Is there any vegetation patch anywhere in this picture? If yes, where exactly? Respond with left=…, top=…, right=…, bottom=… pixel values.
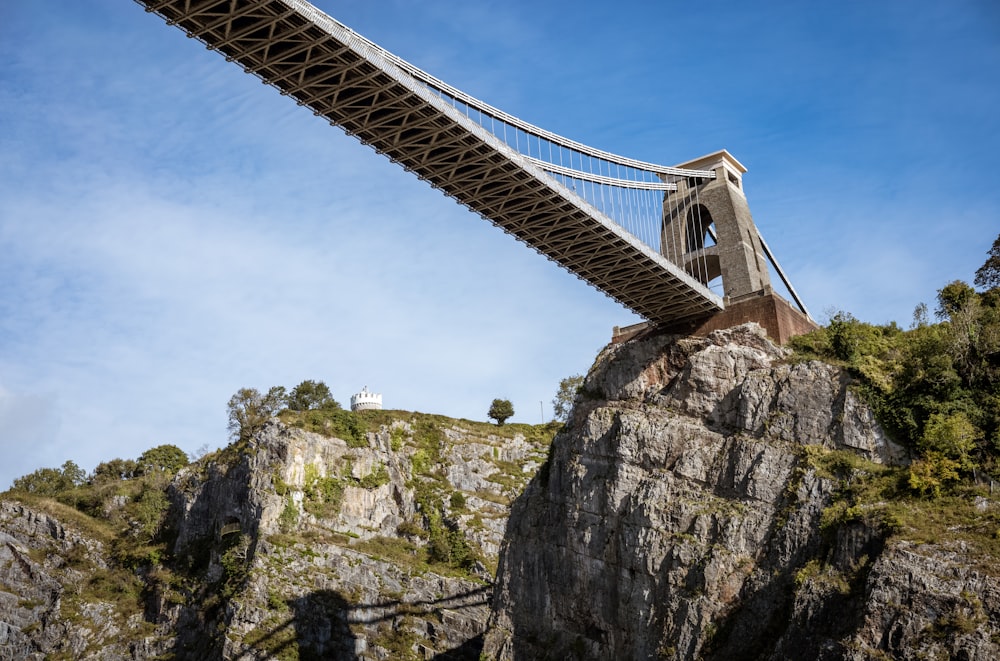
left=279, top=496, right=300, bottom=532
left=352, top=536, right=426, bottom=573
left=793, top=556, right=868, bottom=597
left=472, top=489, right=511, bottom=506
left=789, top=276, right=1000, bottom=494
left=218, top=533, right=252, bottom=599
left=885, top=490, right=1000, bottom=571
left=242, top=614, right=299, bottom=661
left=801, top=439, right=1000, bottom=571
left=356, top=410, right=560, bottom=445
left=370, top=617, right=423, bottom=660
left=390, top=426, right=406, bottom=451
left=279, top=408, right=368, bottom=447
left=357, top=463, right=390, bottom=490
left=300, top=463, right=345, bottom=520
left=3, top=493, right=116, bottom=545
left=798, top=446, right=906, bottom=533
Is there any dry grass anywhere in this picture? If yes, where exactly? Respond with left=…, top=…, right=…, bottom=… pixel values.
left=2, top=494, right=116, bottom=545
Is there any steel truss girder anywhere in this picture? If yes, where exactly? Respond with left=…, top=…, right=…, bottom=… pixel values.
left=254, top=46, right=348, bottom=86
left=134, top=0, right=723, bottom=324
left=232, top=22, right=319, bottom=65
left=185, top=2, right=279, bottom=41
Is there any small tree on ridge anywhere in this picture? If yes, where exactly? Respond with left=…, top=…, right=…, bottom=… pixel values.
left=228, top=386, right=287, bottom=442
left=488, top=398, right=514, bottom=426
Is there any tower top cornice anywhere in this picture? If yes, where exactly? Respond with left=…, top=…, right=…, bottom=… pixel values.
left=673, top=149, right=747, bottom=175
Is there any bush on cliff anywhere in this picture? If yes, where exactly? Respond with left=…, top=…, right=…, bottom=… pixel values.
left=790, top=233, right=1000, bottom=492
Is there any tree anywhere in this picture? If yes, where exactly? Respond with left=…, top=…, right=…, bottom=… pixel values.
left=908, top=452, right=961, bottom=499
left=974, top=232, right=1000, bottom=290
left=228, top=386, right=287, bottom=442
left=919, top=411, right=981, bottom=474
left=91, top=458, right=138, bottom=483
left=287, top=379, right=340, bottom=411
left=552, top=374, right=584, bottom=422
left=132, top=483, right=170, bottom=540
left=935, top=280, right=977, bottom=320
left=10, top=460, right=85, bottom=496
left=827, top=311, right=865, bottom=361
left=60, top=460, right=86, bottom=487
left=488, top=398, right=514, bottom=426
left=136, top=444, right=190, bottom=475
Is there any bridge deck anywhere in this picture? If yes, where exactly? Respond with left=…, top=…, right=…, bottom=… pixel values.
left=137, top=0, right=724, bottom=324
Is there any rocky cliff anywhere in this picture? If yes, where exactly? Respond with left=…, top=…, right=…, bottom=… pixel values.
left=482, top=324, right=1000, bottom=660
left=1, top=413, right=553, bottom=660
left=172, top=415, right=551, bottom=660
left=3, top=324, right=999, bottom=660
left=0, top=500, right=154, bottom=661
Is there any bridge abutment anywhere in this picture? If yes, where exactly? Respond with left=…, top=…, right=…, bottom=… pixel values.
left=612, top=290, right=818, bottom=345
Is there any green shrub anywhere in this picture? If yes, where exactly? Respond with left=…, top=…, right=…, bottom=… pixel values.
left=920, top=411, right=980, bottom=472
left=266, top=588, right=287, bottom=611
left=396, top=519, right=427, bottom=539
left=272, top=470, right=290, bottom=496
left=131, top=484, right=169, bottom=541
left=390, top=427, right=407, bottom=451
left=410, top=480, right=480, bottom=572
left=219, top=534, right=251, bottom=599
left=278, top=496, right=299, bottom=532
left=279, top=408, right=368, bottom=446
left=789, top=276, right=1000, bottom=493
left=908, top=453, right=962, bottom=498
left=411, top=449, right=432, bottom=476
left=358, top=463, right=390, bottom=489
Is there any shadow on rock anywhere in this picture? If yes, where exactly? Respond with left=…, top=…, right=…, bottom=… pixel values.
left=289, top=590, right=359, bottom=660
left=237, top=586, right=490, bottom=660
left=432, top=633, right=484, bottom=660
left=225, top=590, right=358, bottom=660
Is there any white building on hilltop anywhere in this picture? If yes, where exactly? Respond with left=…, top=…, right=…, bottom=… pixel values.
left=350, top=386, right=382, bottom=412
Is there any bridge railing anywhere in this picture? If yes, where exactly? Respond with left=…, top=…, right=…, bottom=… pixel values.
left=422, top=86, right=679, bottom=253
left=280, top=0, right=715, bottom=259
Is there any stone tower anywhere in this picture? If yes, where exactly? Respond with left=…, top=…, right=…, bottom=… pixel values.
left=661, top=149, right=772, bottom=302
left=350, top=386, right=382, bottom=412
left=651, top=149, right=817, bottom=344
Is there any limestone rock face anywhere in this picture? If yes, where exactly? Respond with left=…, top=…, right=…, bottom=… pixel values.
left=162, top=418, right=550, bottom=659
left=483, top=324, right=999, bottom=660
left=0, top=501, right=173, bottom=660
left=0, top=413, right=551, bottom=660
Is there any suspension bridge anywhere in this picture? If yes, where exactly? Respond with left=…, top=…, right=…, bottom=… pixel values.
left=134, top=0, right=813, bottom=336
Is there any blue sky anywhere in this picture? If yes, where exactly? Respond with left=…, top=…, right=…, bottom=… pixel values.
left=1, top=0, right=998, bottom=488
